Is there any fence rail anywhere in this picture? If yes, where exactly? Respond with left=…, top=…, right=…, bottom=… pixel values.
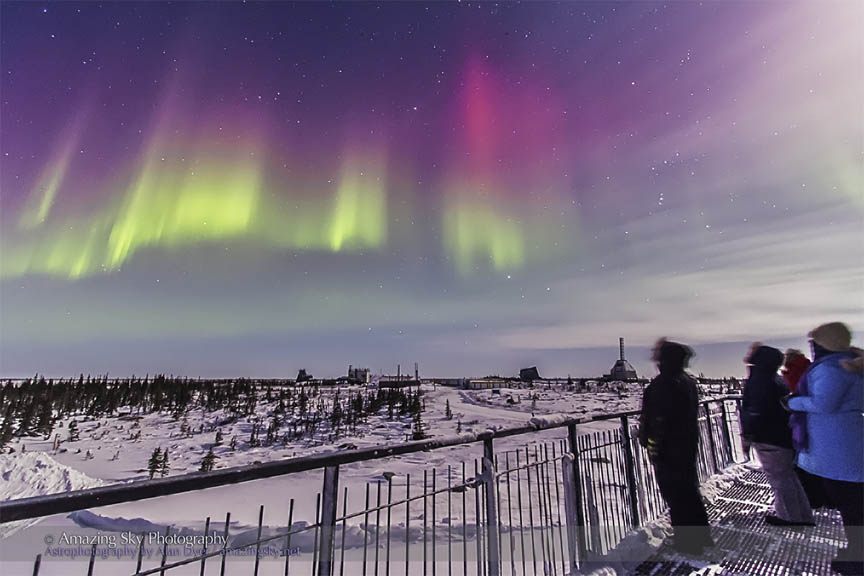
left=0, top=396, right=745, bottom=576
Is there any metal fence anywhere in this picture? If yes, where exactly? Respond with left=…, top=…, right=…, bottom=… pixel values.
left=0, top=397, right=745, bottom=576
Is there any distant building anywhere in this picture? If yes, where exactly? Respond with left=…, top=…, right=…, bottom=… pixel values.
left=378, top=375, right=416, bottom=388
left=697, top=376, right=740, bottom=395
left=347, top=365, right=371, bottom=385
left=296, top=369, right=312, bottom=383
left=519, top=367, right=541, bottom=381
left=465, top=378, right=510, bottom=390
left=378, top=364, right=418, bottom=388
left=609, top=338, right=638, bottom=381
left=433, top=378, right=468, bottom=388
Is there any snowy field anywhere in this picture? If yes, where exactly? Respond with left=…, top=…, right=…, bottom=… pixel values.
left=0, top=381, right=652, bottom=575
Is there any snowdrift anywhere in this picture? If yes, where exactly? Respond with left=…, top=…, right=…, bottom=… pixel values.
left=0, top=452, right=105, bottom=501
left=0, top=452, right=105, bottom=537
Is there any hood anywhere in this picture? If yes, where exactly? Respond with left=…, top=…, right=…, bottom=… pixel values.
left=811, top=341, right=836, bottom=362
left=748, top=345, right=784, bottom=373
left=843, top=349, right=864, bottom=373
left=784, top=354, right=810, bottom=371
left=657, top=341, right=692, bottom=374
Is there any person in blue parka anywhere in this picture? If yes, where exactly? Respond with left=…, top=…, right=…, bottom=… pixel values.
left=787, top=322, right=863, bottom=576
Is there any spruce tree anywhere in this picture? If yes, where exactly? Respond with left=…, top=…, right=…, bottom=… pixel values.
left=147, top=447, right=162, bottom=479
left=266, top=422, right=276, bottom=446
left=67, top=420, right=80, bottom=442
left=199, top=447, right=217, bottom=472
left=0, top=420, right=13, bottom=451
left=445, top=399, right=453, bottom=420
left=330, top=400, right=343, bottom=432
left=17, top=402, right=36, bottom=436
left=160, top=448, right=170, bottom=477
left=411, top=412, right=426, bottom=441
left=37, top=401, right=54, bottom=437
left=298, top=388, right=309, bottom=415
left=249, top=422, right=260, bottom=447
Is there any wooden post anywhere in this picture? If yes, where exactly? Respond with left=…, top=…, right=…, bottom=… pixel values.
left=483, top=437, right=500, bottom=576
left=619, top=415, right=641, bottom=528
left=566, top=423, right=589, bottom=565
left=317, top=466, right=340, bottom=576
left=703, top=404, right=719, bottom=473
left=720, top=400, right=734, bottom=465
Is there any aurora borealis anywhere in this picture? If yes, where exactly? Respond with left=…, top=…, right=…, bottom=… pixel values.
left=1, top=1, right=862, bottom=377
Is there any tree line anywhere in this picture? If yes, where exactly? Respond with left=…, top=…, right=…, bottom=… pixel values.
left=0, top=375, right=428, bottom=458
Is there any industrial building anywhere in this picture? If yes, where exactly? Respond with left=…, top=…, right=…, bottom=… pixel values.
left=346, top=365, right=371, bottom=385
left=608, top=338, right=638, bottom=381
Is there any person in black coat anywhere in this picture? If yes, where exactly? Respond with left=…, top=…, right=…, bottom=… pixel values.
left=639, top=339, right=714, bottom=555
left=741, top=343, right=814, bottom=526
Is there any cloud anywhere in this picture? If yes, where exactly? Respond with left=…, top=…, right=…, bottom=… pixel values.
left=495, top=203, right=864, bottom=349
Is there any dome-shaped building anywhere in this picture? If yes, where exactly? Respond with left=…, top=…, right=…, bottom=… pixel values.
left=609, top=338, right=638, bottom=381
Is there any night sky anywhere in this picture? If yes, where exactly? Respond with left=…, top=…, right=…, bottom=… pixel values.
left=1, top=2, right=862, bottom=378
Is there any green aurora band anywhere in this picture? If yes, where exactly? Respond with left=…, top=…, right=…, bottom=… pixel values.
left=2, top=125, right=573, bottom=280
left=17, top=121, right=81, bottom=230
left=2, top=144, right=399, bottom=279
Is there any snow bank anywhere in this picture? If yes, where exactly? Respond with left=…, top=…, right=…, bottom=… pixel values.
left=0, top=452, right=105, bottom=502
left=0, top=452, right=105, bottom=537
left=528, top=413, right=587, bottom=429
left=68, top=510, right=165, bottom=534
left=698, top=462, right=752, bottom=505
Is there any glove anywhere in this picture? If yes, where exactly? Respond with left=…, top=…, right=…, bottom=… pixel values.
left=646, top=438, right=660, bottom=459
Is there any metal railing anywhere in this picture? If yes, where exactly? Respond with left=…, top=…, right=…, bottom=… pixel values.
left=0, top=396, right=745, bottom=576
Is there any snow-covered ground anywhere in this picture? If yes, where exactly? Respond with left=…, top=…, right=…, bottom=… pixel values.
left=0, top=452, right=106, bottom=502
left=3, top=383, right=638, bottom=484
left=0, top=382, right=648, bottom=575
left=0, top=452, right=105, bottom=539
left=460, top=383, right=642, bottom=421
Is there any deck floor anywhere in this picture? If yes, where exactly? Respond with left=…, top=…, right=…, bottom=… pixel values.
left=629, top=468, right=847, bottom=576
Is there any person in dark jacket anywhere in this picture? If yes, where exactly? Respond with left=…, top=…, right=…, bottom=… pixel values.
left=639, top=339, right=714, bottom=555
left=787, top=322, right=863, bottom=576
left=741, top=344, right=813, bottom=526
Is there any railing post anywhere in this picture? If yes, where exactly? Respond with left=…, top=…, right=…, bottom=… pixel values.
left=317, top=465, right=340, bottom=576
left=720, top=400, right=733, bottom=465
left=618, top=415, right=641, bottom=528
left=561, top=453, right=580, bottom=575
left=703, top=404, right=719, bottom=474
left=734, top=397, right=750, bottom=462
left=87, top=543, right=97, bottom=576
left=566, top=422, right=589, bottom=565
left=482, top=436, right=500, bottom=576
